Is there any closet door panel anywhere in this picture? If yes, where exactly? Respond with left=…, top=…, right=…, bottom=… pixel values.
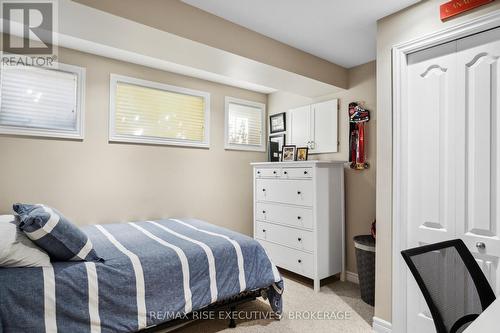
left=405, top=41, right=458, bottom=333
left=457, top=28, right=500, bottom=295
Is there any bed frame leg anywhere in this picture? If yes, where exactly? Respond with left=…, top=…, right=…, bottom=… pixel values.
left=228, top=305, right=236, bottom=328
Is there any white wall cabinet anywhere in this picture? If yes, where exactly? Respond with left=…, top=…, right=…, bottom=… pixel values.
left=288, top=99, right=338, bottom=153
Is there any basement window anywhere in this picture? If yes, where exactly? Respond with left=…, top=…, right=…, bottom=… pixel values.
left=109, top=74, right=210, bottom=148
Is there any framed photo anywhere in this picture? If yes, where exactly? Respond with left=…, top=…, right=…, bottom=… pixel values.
left=270, top=112, right=286, bottom=133
left=296, top=147, right=309, bottom=161
left=281, top=145, right=296, bottom=162
left=270, top=133, right=285, bottom=150
left=269, top=134, right=285, bottom=162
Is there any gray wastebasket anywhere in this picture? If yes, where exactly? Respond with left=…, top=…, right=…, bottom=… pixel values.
left=354, top=235, right=375, bottom=306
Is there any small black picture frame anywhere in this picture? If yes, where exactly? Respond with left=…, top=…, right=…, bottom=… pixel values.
left=281, top=145, right=296, bottom=162
left=269, top=133, right=285, bottom=162
left=296, top=147, right=309, bottom=161
left=270, top=112, right=286, bottom=133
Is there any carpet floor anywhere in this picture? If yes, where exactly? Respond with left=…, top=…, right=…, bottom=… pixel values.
left=158, top=271, right=374, bottom=333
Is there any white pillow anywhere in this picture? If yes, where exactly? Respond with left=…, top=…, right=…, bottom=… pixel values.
left=0, top=214, right=51, bottom=267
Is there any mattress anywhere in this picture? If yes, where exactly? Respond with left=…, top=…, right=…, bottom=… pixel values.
left=0, top=218, right=283, bottom=333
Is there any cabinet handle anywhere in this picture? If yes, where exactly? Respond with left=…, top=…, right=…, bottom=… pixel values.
left=298, top=259, right=302, bottom=263
left=297, top=216, right=301, bottom=220
left=298, top=237, right=302, bottom=242
left=297, top=191, right=301, bottom=195
left=476, top=242, right=486, bottom=249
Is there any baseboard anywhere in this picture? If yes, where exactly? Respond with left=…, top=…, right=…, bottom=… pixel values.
left=346, top=271, right=359, bottom=284
left=372, top=317, right=392, bottom=333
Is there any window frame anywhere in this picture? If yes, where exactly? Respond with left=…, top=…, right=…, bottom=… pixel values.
left=0, top=63, right=86, bottom=139
left=224, top=96, right=266, bottom=152
left=109, top=74, right=211, bottom=148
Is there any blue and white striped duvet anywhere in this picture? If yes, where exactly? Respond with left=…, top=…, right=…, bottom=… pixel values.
left=0, top=218, right=283, bottom=333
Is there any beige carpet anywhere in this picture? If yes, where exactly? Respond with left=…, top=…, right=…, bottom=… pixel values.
left=157, top=271, right=373, bottom=333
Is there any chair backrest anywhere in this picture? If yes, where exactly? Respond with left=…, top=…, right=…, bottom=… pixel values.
left=401, top=239, right=496, bottom=333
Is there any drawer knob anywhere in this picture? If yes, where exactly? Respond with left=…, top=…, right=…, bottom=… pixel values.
left=273, top=171, right=277, bottom=174
left=262, top=189, right=266, bottom=192
left=297, top=191, right=301, bottom=195
left=298, top=237, right=302, bottom=242
left=304, top=171, right=308, bottom=175
left=262, top=229, right=266, bottom=233
left=262, top=210, right=266, bottom=214
left=284, top=171, right=288, bottom=175
left=257, top=171, right=261, bottom=174
left=297, top=216, right=301, bottom=220
left=298, top=259, right=302, bottom=263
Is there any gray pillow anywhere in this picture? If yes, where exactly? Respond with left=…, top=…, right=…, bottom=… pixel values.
left=13, top=204, right=102, bottom=262
left=0, top=215, right=51, bottom=267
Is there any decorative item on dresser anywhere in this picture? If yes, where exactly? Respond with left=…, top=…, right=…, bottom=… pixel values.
left=251, top=160, right=345, bottom=292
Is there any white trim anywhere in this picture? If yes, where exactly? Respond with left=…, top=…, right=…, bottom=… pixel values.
left=372, top=317, right=392, bottom=333
left=224, top=96, right=266, bottom=152
left=108, top=74, right=211, bottom=148
left=346, top=271, right=359, bottom=284
left=0, top=62, right=86, bottom=140
left=391, top=10, right=500, bottom=333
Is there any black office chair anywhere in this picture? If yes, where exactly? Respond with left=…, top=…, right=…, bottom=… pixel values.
left=401, top=239, right=496, bottom=333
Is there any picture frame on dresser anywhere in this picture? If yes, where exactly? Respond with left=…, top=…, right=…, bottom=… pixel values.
left=281, top=145, right=296, bottom=162
left=269, top=133, right=285, bottom=162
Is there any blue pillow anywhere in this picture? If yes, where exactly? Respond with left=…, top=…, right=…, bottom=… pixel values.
left=13, top=204, right=102, bottom=262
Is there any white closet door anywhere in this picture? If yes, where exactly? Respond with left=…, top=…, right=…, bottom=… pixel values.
left=288, top=105, right=311, bottom=147
left=456, top=27, right=500, bottom=296
left=312, top=99, right=338, bottom=153
left=406, top=41, right=458, bottom=333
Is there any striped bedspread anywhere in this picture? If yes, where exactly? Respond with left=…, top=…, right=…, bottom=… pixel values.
left=0, top=218, right=283, bottom=333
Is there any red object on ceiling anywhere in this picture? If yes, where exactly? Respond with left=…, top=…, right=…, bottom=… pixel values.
left=440, top=0, right=494, bottom=21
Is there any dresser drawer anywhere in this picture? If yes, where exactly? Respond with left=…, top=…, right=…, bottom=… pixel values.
left=257, top=239, right=314, bottom=278
left=256, top=202, right=313, bottom=229
left=282, top=167, right=312, bottom=179
left=256, top=221, right=314, bottom=252
left=255, top=168, right=281, bottom=178
left=256, top=179, right=313, bottom=206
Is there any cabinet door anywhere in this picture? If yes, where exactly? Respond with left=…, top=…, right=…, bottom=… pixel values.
left=288, top=105, right=311, bottom=147
left=312, top=99, right=338, bottom=153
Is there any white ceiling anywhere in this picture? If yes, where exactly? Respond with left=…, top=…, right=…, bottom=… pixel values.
left=182, top=0, right=419, bottom=68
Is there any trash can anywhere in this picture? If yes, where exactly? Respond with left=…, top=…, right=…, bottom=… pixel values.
left=354, top=235, right=376, bottom=306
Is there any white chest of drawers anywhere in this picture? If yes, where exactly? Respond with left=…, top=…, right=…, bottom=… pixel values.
left=251, top=161, right=345, bottom=292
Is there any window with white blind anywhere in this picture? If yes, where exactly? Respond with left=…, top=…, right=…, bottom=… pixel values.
left=225, top=97, right=265, bottom=151
left=0, top=64, right=85, bottom=139
left=109, top=74, right=210, bottom=147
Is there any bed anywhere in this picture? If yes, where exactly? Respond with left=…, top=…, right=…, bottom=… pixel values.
left=0, top=218, right=283, bottom=333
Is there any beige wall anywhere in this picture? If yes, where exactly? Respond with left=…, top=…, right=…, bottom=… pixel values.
left=0, top=47, right=267, bottom=235
left=268, top=61, right=377, bottom=275
left=73, top=0, right=348, bottom=89
left=376, top=0, right=500, bottom=322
